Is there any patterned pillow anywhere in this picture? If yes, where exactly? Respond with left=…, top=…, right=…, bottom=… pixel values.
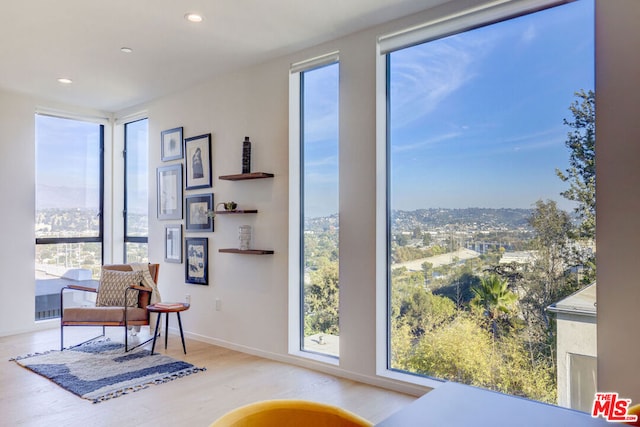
left=96, top=269, right=143, bottom=307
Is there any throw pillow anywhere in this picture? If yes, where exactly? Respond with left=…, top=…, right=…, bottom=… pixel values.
left=96, top=269, right=143, bottom=307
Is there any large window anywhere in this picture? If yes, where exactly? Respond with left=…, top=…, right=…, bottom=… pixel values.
left=290, top=55, right=340, bottom=358
left=35, top=114, right=104, bottom=320
left=381, top=0, right=594, bottom=407
left=124, top=118, right=149, bottom=263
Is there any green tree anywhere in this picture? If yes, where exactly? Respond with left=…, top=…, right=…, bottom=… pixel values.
left=304, top=262, right=339, bottom=335
left=471, top=274, right=517, bottom=338
left=396, top=233, right=409, bottom=246
left=556, top=89, right=595, bottom=240
left=555, top=90, right=596, bottom=287
left=421, top=261, right=433, bottom=286
left=527, top=200, right=574, bottom=307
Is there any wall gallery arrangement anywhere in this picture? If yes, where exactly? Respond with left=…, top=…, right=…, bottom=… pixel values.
left=158, top=127, right=213, bottom=286
left=157, top=129, right=274, bottom=285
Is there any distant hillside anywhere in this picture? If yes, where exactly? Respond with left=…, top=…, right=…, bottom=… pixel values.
left=392, top=208, right=533, bottom=231
left=304, top=208, right=533, bottom=233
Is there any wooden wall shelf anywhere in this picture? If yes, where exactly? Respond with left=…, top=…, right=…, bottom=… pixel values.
left=215, top=209, right=258, bottom=214
left=219, top=172, right=274, bottom=181
left=218, top=248, right=274, bottom=255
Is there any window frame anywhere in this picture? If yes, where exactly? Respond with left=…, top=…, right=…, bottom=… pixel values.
left=123, top=117, right=149, bottom=262
left=288, top=51, right=340, bottom=365
left=375, top=0, right=577, bottom=389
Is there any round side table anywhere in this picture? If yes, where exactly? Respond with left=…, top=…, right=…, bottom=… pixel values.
left=146, top=302, right=190, bottom=355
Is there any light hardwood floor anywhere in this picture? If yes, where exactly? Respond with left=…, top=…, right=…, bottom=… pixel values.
left=1, top=327, right=416, bottom=427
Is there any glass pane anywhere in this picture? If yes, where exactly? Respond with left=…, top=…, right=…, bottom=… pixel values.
left=125, top=118, right=149, bottom=238
left=126, top=242, right=149, bottom=264
left=301, top=62, right=340, bottom=357
left=35, top=114, right=103, bottom=320
left=35, top=115, right=102, bottom=238
left=35, top=243, right=101, bottom=320
left=388, top=0, right=594, bottom=406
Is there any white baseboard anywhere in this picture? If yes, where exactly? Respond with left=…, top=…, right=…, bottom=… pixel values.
left=178, top=328, right=429, bottom=397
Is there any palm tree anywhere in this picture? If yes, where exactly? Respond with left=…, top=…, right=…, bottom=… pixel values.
left=471, top=274, right=517, bottom=338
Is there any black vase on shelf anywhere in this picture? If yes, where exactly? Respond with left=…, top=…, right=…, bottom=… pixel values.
left=242, top=136, right=251, bottom=174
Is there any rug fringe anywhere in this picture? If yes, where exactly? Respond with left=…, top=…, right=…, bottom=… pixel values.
left=91, top=366, right=207, bottom=404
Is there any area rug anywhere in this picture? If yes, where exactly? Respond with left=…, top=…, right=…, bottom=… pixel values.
left=10, top=339, right=206, bottom=403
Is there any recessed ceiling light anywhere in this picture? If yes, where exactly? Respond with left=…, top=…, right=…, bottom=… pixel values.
left=57, top=78, right=73, bottom=84
left=185, top=12, right=204, bottom=23
left=121, top=47, right=133, bottom=53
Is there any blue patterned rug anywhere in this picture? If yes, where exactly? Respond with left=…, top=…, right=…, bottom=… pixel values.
left=10, top=339, right=206, bottom=403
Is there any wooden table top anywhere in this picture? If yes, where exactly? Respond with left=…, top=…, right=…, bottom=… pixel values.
left=146, top=302, right=190, bottom=313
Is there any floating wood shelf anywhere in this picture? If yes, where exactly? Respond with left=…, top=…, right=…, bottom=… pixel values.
left=218, top=172, right=274, bottom=181
left=214, top=209, right=258, bottom=214
left=218, top=248, right=274, bottom=255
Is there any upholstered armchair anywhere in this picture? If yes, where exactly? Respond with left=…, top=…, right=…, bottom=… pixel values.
left=60, top=263, right=159, bottom=352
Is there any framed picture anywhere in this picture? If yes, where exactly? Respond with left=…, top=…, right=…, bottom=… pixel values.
left=157, top=164, right=183, bottom=220
left=165, top=224, right=182, bottom=263
left=185, top=237, right=208, bottom=285
left=185, top=193, right=214, bottom=232
left=185, top=133, right=212, bottom=190
left=161, top=127, right=183, bottom=161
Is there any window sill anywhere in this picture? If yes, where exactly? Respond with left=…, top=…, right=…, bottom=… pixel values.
left=377, top=367, right=444, bottom=390
left=289, top=349, right=340, bottom=366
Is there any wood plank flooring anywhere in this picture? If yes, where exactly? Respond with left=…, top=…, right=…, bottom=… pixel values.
left=1, top=327, right=416, bottom=427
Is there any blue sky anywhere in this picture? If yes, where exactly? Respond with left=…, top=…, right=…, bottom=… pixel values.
left=389, top=0, right=594, bottom=211
left=302, top=0, right=594, bottom=217
left=36, top=115, right=149, bottom=214
left=36, top=115, right=102, bottom=210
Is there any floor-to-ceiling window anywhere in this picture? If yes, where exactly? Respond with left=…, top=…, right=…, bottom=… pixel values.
left=380, top=0, right=595, bottom=408
left=124, top=118, right=149, bottom=263
left=290, top=53, right=340, bottom=358
left=35, top=114, right=104, bottom=320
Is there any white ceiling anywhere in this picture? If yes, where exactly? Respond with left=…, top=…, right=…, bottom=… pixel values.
left=0, top=0, right=448, bottom=112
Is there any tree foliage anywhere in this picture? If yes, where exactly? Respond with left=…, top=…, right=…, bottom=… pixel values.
left=556, top=89, right=596, bottom=240
left=303, top=89, right=597, bottom=407
left=471, top=274, right=517, bottom=339
left=304, top=257, right=339, bottom=336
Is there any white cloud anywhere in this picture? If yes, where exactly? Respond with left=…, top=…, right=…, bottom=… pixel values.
left=389, top=35, right=492, bottom=129
left=521, top=24, right=537, bottom=44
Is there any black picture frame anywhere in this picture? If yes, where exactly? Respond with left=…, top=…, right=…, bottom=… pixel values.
left=161, top=127, right=183, bottom=161
left=184, top=133, right=212, bottom=189
left=185, top=193, right=214, bottom=232
left=156, top=164, right=183, bottom=220
left=185, top=237, right=208, bottom=285
left=165, top=224, right=182, bottom=263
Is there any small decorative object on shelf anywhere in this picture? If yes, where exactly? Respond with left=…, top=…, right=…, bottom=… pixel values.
left=215, top=209, right=258, bottom=215
left=216, top=201, right=237, bottom=211
left=238, top=225, right=252, bottom=250
left=242, top=136, right=251, bottom=174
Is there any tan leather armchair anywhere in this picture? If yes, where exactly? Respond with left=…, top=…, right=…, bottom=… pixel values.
left=60, top=264, right=159, bottom=352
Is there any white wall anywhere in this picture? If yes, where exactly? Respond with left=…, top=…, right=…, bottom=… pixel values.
left=0, top=91, right=38, bottom=336
left=1, top=0, right=639, bottom=401
left=555, top=313, right=597, bottom=408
